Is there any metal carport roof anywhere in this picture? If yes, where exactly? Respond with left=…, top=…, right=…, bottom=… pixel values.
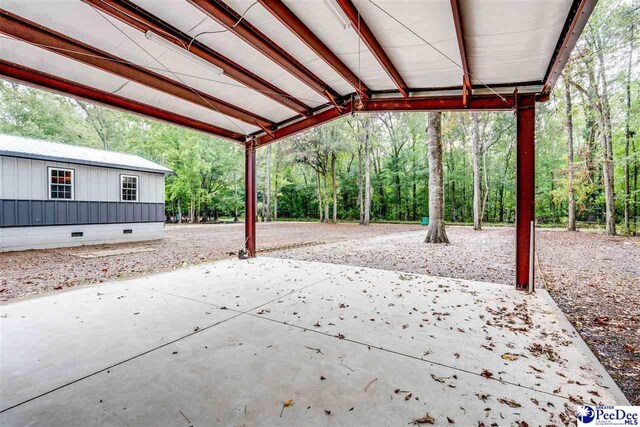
left=0, top=0, right=595, bottom=146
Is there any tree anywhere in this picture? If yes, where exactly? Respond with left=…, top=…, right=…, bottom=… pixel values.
left=425, top=112, right=449, bottom=244
left=471, top=112, right=482, bottom=230
left=264, top=145, right=272, bottom=222
left=564, top=74, right=577, bottom=231
left=625, top=12, right=635, bottom=234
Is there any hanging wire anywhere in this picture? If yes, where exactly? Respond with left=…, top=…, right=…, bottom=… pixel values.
left=367, top=0, right=507, bottom=101
left=89, top=5, right=249, bottom=135
left=187, top=2, right=259, bottom=50
left=97, top=11, right=251, bottom=135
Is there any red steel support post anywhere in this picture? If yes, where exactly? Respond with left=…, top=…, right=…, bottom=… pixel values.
left=245, top=140, right=257, bottom=257
left=515, top=98, right=535, bottom=290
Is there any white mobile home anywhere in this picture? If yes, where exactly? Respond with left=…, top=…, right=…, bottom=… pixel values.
left=0, top=134, right=172, bottom=252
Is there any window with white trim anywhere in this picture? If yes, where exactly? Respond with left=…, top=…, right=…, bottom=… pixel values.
left=121, top=175, right=138, bottom=201
left=49, top=168, right=74, bottom=200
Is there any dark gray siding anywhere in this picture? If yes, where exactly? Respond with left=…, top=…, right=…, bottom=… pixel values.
left=0, top=200, right=165, bottom=227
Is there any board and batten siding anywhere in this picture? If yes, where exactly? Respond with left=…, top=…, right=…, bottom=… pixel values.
left=0, top=156, right=165, bottom=202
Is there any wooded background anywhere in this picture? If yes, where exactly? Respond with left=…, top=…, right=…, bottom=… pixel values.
left=1, top=0, right=638, bottom=235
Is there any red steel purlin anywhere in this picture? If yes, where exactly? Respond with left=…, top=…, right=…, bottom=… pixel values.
left=0, top=9, right=275, bottom=129
left=257, top=0, right=369, bottom=99
left=82, top=0, right=311, bottom=116
left=0, top=60, right=245, bottom=141
left=336, top=0, right=408, bottom=97
left=449, top=0, right=472, bottom=95
left=188, top=0, right=342, bottom=102
left=515, top=96, right=536, bottom=290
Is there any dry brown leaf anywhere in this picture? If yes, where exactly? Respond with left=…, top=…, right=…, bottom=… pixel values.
left=411, top=413, right=435, bottom=424
left=480, top=369, right=494, bottom=379
left=497, top=397, right=521, bottom=408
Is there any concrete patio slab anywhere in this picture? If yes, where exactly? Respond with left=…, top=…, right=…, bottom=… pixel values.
left=0, top=281, right=235, bottom=410
left=136, top=257, right=346, bottom=311
left=0, top=257, right=628, bottom=426
left=252, top=266, right=623, bottom=407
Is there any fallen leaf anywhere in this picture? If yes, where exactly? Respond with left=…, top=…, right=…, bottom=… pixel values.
left=501, top=353, right=519, bottom=361
left=480, top=369, right=494, bottom=379
left=410, top=413, right=435, bottom=424
left=497, top=397, right=521, bottom=408
left=475, top=393, right=491, bottom=402
left=283, top=400, right=293, bottom=407
left=405, top=393, right=412, bottom=400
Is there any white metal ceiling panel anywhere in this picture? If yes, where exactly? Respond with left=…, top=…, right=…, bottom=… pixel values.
left=0, top=37, right=260, bottom=134
left=1, top=0, right=295, bottom=123
left=461, top=0, right=573, bottom=85
left=134, top=0, right=330, bottom=107
left=278, top=0, right=395, bottom=91
left=352, top=0, right=463, bottom=89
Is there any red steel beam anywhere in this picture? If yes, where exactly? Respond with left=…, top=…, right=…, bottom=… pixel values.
left=189, top=0, right=342, bottom=103
left=362, top=95, right=519, bottom=111
left=515, top=96, right=536, bottom=291
left=244, top=140, right=257, bottom=256
left=257, top=0, right=369, bottom=99
left=0, top=9, right=273, bottom=130
left=257, top=94, right=534, bottom=146
left=0, top=59, right=245, bottom=141
left=257, top=102, right=352, bottom=146
left=336, top=0, right=408, bottom=97
left=82, top=0, right=311, bottom=116
left=542, top=0, right=597, bottom=93
left=449, top=0, right=471, bottom=93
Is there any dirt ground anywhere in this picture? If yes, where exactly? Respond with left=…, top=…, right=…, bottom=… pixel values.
left=536, top=230, right=640, bottom=405
left=1, top=222, right=638, bottom=403
left=0, top=222, right=422, bottom=301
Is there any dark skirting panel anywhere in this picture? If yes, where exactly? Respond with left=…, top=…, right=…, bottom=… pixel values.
left=0, top=200, right=165, bottom=227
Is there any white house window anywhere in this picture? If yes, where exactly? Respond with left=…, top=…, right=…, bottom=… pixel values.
left=121, top=175, right=138, bottom=201
left=49, top=168, right=74, bottom=200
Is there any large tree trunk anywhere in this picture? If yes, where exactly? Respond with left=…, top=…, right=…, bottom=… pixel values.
left=357, top=141, right=364, bottom=224
left=273, top=176, right=278, bottom=222
left=471, top=112, right=482, bottom=230
left=412, top=137, right=417, bottom=220
left=323, top=171, right=329, bottom=222
left=625, top=19, right=634, bottom=233
left=364, top=124, right=371, bottom=225
left=425, top=112, right=449, bottom=243
left=594, top=35, right=616, bottom=235
left=564, top=76, right=577, bottom=231
left=316, top=170, right=323, bottom=222
left=233, top=179, right=239, bottom=222
left=331, top=151, right=337, bottom=223
left=265, top=145, right=272, bottom=222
